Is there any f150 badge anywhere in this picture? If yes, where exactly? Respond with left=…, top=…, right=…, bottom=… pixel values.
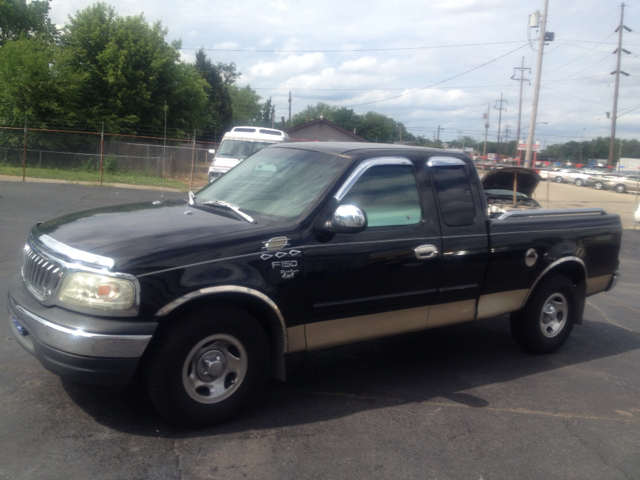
left=261, top=250, right=301, bottom=280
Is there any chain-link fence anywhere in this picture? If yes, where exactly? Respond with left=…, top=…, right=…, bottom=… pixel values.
left=0, top=126, right=217, bottom=186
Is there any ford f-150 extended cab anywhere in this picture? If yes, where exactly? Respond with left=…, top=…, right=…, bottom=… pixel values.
left=7, top=143, right=622, bottom=427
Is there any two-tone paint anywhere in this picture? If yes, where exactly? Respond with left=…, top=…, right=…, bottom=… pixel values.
left=7, top=143, right=622, bottom=386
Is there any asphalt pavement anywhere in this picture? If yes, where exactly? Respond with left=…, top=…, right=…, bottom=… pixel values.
left=1, top=180, right=639, bottom=480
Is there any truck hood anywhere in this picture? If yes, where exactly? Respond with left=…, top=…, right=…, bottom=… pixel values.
left=481, top=167, right=542, bottom=197
left=33, top=199, right=265, bottom=267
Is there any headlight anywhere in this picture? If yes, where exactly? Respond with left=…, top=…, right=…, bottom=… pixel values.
left=59, top=272, right=135, bottom=311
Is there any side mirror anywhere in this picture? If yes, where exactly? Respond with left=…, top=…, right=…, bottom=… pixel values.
left=208, top=149, right=216, bottom=156
left=333, top=205, right=367, bottom=232
left=316, top=204, right=368, bottom=237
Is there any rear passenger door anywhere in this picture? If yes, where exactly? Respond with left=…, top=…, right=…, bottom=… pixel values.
left=425, top=156, right=489, bottom=327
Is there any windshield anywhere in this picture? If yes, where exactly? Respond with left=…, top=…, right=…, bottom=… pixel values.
left=216, top=140, right=275, bottom=160
left=197, top=147, right=348, bottom=222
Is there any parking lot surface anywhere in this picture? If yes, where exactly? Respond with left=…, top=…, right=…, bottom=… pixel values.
left=1, top=180, right=639, bottom=479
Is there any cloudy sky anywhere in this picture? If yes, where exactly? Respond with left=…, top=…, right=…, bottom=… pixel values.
left=49, top=0, right=640, bottom=147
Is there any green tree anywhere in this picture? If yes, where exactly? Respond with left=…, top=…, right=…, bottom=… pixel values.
left=0, top=0, right=56, bottom=46
left=291, top=102, right=337, bottom=126
left=261, top=97, right=275, bottom=127
left=61, top=3, right=207, bottom=134
left=194, top=48, right=233, bottom=138
left=228, top=84, right=262, bottom=126
left=217, top=61, right=241, bottom=86
left=0, top=36, right=86, bottom=126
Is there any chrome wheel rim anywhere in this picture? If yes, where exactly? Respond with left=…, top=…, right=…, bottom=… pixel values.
left=182, top=334, right=248, bottom=404
left=539, top=292, right=568, bottom=338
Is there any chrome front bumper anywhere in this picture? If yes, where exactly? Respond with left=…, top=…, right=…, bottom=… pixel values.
left=7, top=274, right=156, bottom=385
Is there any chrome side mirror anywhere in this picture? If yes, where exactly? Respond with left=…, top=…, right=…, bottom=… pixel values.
left=332, top=205, right=367, bottom=233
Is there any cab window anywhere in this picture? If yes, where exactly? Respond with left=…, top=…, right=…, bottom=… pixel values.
left=341, top=164, right=421, bottom=227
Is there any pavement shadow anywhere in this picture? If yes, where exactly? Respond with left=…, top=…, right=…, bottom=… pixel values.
left=62, top=312, right=640, bottom=438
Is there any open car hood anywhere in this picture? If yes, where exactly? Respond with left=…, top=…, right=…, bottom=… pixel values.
left=481, top=167, right=542, bottom=197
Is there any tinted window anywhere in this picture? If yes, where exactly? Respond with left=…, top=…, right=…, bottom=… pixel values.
left=431, top=166, right=476, bottom=226
left=341, top=164, right=421, bottom=227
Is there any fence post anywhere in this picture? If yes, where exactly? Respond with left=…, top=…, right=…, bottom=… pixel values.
left=190, top=129, right=196, bottom=191
left=100, top=122, right=104, bottom=185
left=22, top=115, right=27, bottom=182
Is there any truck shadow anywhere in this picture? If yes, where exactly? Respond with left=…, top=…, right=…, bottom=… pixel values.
left=61, top=312, right=640, bottom=438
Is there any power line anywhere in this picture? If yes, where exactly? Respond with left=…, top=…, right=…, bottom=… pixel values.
left=540, top=85, right=611, bottom=107
left=342, top=43, right=529, bottom=108
left=180, top=40, right=527, bottom=54
left=251, top=84, right=514, bottom=92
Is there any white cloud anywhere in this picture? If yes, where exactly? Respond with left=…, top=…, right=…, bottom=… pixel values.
left=44, top=0, right=639, bottom=143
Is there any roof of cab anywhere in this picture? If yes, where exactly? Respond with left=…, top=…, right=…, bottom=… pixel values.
left=272, top=141, right=464, bottom=157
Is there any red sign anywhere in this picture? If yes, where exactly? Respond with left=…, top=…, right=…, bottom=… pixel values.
left=518, top=142, right=541, bottom=151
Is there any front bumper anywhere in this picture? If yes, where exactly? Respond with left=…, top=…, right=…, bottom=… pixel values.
left=7, top=274, right=157, bottom=386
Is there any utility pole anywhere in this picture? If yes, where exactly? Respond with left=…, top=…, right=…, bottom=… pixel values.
left=483, top=104, right=490, bottom=157
left=525, top=0, right=552, bottom=168
left=436, top=125, right=444, bottom=146
left=504, top=125, right=511, bottom=152
left=609, top=2, right=630, bottom=166
left=288, top=91, right=292, bottom=129
left=512, top=57, right=530, bottom=157
left=494, top=94, right=507, bottom=156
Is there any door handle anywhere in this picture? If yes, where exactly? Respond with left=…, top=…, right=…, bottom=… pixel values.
left=415, top=244, right=439, bottom=260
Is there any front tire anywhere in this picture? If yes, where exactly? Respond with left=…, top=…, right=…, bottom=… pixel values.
left=145, top=306, right=269, bottom=428
left=510, top=274, right=578, bottom=354
left=594, top=181, right=604, bottom=190
left=554, top=176, right=563, bottom=183
left=575, top=178, right=584, bottom=187
left=615, top=184, right=626, bottom=193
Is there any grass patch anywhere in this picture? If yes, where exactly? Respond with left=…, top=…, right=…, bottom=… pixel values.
left=0, top=166, right=188, bottom=191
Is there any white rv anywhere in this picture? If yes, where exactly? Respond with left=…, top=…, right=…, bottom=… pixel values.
left=208, top=126, right=289, bottom=181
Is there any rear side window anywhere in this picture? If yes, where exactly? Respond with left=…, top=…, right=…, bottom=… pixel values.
left=431, top=166, right=476, bottom=226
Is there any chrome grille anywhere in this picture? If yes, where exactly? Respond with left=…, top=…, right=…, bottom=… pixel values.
left=22, top=244, right=64, bottom=301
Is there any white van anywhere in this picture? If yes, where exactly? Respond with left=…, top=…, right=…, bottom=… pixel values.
left=208, top=126, right=289, bottom=181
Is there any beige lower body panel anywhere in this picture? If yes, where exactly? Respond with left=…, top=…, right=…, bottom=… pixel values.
left=304, top=306, right=430, bottom=350
left=287, top=325, right=307, bottom=353
left=427, top=299, right=476, bottom=328
left=476, top=289, right=528, bottom=319
left=586, top=274, right=613, bottom=295
left=296, top=290, right=533, bottom=352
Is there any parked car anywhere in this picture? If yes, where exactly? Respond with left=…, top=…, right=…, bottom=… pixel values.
left=481, top=167, right=542, bottom=215
left=591, top=173, right=624, bottom=190
left=540, top=168, right=574, bottom=183
left=605, top=174, right=640, bottom=193
left=564, top=169, right=594, bottom=187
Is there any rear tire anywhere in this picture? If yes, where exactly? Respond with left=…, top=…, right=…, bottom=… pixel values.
left=575, top=178, right=584, bottom=187
left=615, top=184, right=626, bottom=193
left=594, top=181, right=604, bottom=190
left=510, top=274, right=577, bottom=354
left=145, top=306, right=269, bottom=428
left=554, top=176, right=563, bottom=183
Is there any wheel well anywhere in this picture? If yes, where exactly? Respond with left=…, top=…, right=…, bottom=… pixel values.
left=530, top=260, right=587, bottom=325
left=144, top=293, right=286, bottom=382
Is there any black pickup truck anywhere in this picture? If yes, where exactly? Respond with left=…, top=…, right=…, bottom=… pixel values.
left=7, top=143, right=622, bottom=427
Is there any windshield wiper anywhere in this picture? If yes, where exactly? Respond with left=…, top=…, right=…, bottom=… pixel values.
left=201, top=200, right=256, bottom=224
